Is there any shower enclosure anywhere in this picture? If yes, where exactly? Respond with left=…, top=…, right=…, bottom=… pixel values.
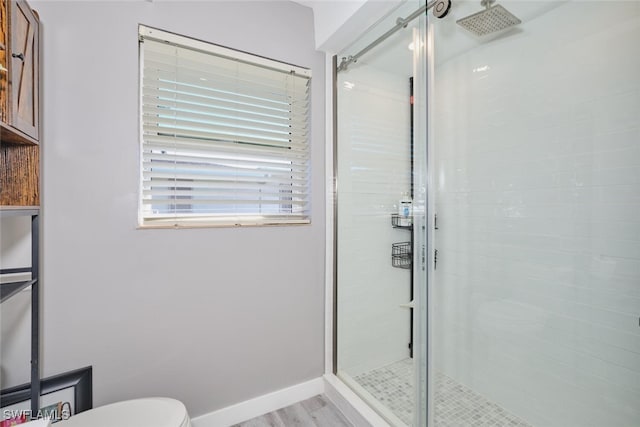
left=335, top=1, right=639, bottom=426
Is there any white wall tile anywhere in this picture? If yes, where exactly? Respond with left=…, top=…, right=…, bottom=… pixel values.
left=337, top=65, right=413, bottom=375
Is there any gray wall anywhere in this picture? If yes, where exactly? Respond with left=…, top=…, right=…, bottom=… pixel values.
left=29, top=0, right=325, bottom=417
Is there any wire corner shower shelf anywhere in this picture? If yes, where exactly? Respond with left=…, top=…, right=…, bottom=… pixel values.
left=392, top=241, right=412, bottom=269
left=391, top=213, right=413, bottom=229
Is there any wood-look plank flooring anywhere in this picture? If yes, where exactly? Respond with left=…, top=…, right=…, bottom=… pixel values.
left=232, top=395, right=353, bottom=427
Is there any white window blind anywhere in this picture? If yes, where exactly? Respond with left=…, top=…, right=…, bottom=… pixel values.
left=139, top=26, right=311, bottom=227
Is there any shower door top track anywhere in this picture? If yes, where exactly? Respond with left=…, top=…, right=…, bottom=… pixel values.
left=337, top=0, right=451, bottom=72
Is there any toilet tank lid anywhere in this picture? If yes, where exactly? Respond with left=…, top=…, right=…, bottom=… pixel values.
left=57, top=397, right=190, bottom=427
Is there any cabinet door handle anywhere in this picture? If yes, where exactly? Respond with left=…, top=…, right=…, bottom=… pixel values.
left=12, top=53, right=24, bottom=61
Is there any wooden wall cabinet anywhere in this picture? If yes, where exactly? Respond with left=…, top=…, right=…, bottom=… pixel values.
left=0, top=0, right=40, bottom=207
left=1, top=0, right=8, bottom=124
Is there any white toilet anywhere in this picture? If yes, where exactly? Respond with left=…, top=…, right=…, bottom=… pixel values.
left=57, top=397, right=191, bottom=427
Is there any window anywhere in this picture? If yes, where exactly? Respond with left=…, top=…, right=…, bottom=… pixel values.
left=138, top=26, right=311, bottom=227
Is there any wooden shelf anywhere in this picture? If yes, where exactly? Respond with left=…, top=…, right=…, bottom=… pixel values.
left=1, top=121, right=39, bottom=145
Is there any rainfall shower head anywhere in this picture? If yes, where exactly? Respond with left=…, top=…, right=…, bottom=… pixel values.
left=456, top=0, right=521, bottom=36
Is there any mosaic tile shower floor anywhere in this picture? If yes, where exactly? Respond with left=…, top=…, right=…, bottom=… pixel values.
left=354, top=359, right=415, bottom=424
left=354, top=359, right=533, bottom=427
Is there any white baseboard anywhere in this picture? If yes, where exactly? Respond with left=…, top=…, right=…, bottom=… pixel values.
left=324, top=374, right=391, bottom=427
left=190, top=378, right=325, bottom=427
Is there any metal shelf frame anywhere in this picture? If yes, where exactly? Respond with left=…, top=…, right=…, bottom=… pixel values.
left=0, top=212, right=40, bottom=417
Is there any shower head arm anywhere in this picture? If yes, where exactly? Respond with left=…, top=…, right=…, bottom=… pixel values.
left=480, top=0, right=496, bottom=9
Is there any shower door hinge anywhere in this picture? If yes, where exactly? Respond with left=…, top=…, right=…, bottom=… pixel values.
left=434, top=249, right=438, bottom=270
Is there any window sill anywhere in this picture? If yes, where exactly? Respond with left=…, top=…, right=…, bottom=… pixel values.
left=137, top=218, right=311, bottom=229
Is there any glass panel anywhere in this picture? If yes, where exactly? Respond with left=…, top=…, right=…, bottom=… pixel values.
left=336, top=1, right=428, bottom=425
left=430, top=1, right=640, bottom=426
left=414, top=8, right=429, bottom=427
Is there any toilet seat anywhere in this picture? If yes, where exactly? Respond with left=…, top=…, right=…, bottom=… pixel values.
left=57, top=398, right=191, bottom=427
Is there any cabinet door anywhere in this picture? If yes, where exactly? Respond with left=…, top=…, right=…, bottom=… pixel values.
left=9, top=0, right=38, bottom=141
left=1, top=0, right=8, bottom=124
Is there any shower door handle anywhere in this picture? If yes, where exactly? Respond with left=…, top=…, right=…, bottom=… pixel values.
left=399, top=300, right=415, bottom=309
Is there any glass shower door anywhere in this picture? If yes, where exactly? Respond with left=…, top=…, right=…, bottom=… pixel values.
left=413, top=8, right=429, bottom=427
left=429, top=1, right=640, bottom=426
left=335, top=2, right=429, bottom=425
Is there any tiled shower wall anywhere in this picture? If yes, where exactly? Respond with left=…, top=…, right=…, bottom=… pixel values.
left=337, top=66, right=412, bottom=376
left=432, top=2, right=640, bottom=427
